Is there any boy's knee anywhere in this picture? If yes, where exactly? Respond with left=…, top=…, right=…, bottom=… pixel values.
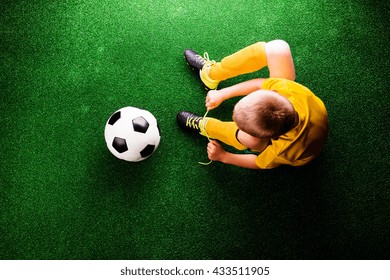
left=266, top=40, right=291, bottom=55
left=264, top=39, right=296, bottom=81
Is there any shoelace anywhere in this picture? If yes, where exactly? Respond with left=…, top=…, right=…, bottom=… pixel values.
left=203, top=52, right=210, bottom=63
left=196, top=52, right=215, bottom=66
left=186, top=116, right=202, bottom=130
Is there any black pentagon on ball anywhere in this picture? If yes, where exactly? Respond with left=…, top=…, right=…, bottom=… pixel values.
left=132, top=116, right=149, bottom=133
left=108, top=111, right=121, bottom=125
left=112, top=137, right=128, bottom=153
left=140, top=144, right=155, bottom=158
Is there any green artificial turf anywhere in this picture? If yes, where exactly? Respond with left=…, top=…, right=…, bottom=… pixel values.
left=0, top=0, right=389, bottom=260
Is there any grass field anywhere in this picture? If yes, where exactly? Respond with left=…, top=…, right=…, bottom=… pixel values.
left=0, top=0, right=389, bottom=260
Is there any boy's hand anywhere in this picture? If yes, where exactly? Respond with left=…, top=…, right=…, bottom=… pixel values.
left=207, top=140, right=260, bottom=169
left=207, top=140, right=226, bottom=162
left=205, top=90, right=224, bottom=110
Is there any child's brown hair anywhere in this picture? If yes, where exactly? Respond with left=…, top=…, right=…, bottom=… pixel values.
left=233, top=91, right=296, bottom=138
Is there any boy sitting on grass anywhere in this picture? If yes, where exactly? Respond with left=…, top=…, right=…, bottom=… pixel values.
left=177, top=40, right=328, bottom=169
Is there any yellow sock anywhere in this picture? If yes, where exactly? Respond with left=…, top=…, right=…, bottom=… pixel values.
left=205, top=118, right=247, bottom=150
left=209, top=42, right=267, bottom=81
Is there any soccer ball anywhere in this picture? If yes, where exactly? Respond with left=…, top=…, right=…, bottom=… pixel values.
left=104, top=106, right=161, bottom=162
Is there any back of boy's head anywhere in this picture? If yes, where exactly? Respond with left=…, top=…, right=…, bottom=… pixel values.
left=233, top=90, right=296, bottom=139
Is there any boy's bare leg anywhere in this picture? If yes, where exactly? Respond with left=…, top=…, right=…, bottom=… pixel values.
left=265, top=40, right=295, bottom=80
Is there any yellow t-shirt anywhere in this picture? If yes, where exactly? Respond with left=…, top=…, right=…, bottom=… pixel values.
left=255, top=78, right=328, bottom=169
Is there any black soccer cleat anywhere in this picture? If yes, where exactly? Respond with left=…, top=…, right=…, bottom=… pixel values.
left=176, top=111, right=208, bottom=135
left=184, top=49, right=206, bottom=71
left=184, top=49, right=220, bottom=90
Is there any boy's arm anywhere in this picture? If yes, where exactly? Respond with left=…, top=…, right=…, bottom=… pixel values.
left=220, top=153, right=260, bottom=169
left=207, top=141, right=260, bottom=169
left=206, top=78, right=266, bottom=110
left=220, top=78, right=266, bottom=99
